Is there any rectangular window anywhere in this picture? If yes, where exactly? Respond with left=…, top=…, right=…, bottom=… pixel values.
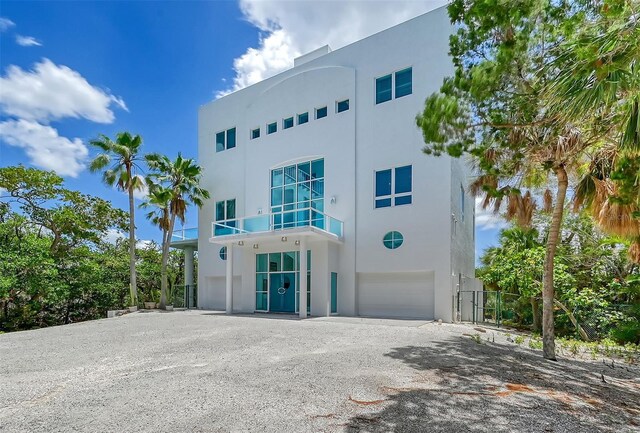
left=215, top=127, right=236, bottom=152
left=267, top=122, right=277, bottom=134
left=336, top=99, right=349, bottom=113
left=330, top=272, right=338, bottom=314
left=283, top=117, right=294, bottom=129
left=395, top=67, right=412, bottom=98
left=375, top=74, right=392, bottom=104
left=315, top=106, right=327, bottom=119
left=251, top=128, right=260, bottom=139
left=226, top=127, right=236, bottom=149
left=214, top=198, right=237, bottom=235
left=271, top=159, right=324, bottom=229
left=375, top=165, right=412, bottom=208
left=460, top=185, right=465, bottom=222
left=297, top=112, right=309, bottom=125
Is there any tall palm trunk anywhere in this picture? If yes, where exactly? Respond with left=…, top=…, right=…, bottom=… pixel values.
left=127, top=179, right=138, bottom=306
left=159, top=212, right=176, bottom=309
left=542, top=165, right=568, bottom=360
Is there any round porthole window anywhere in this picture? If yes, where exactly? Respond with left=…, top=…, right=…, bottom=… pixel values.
left=383, top=231, right=404, bottom=250
left=219, top=246, right=227, bottom=260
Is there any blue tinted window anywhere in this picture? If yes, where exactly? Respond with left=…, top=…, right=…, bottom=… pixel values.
left=395, top=68, right=412, bottom=98
left=376, top=74, right=392, bottom=104
left=383, top=231, right=404, bottom=249
left=216, top=131, right=225, bottom=152
left=395, top=195, right=412, bottom=206
left=375, top=198, right=392, bottom=208
left=271, top=168, right=283, bottom=187
left=251, top=128, right=260, bottom=139
left=375, top=169, right=392, bottom=197
left=395, top=165, right=412, bottom=194
left=283, top=117, right=294, bottom=129
left=267, top=122, right=277, bottom=134
left=311, top=159, right=324, bottom=179
left=226, top=128, right=236, bottom=149
left=337, top=99, right=349, bottom=113
left=316, top=106, right=327, bottom=119
left=298, top=112, right=309, bottom=125
left=215, top=201, right=225, bottom=221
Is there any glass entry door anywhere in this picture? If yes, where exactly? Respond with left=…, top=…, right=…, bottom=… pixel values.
left=269, top=273, right=296, bottom=313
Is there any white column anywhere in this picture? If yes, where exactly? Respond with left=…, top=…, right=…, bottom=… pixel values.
left=226, top=244, right=233, bottom=314
left=184, top=246, right=194, bottom=308
left=299, top=236, right=307, bottom=319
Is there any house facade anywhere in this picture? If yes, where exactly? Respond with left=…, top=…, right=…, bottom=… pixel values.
left=195, top=6, right=475, bottom=322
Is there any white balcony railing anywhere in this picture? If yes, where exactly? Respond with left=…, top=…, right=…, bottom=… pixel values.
left=211, top=208, right=343, bottom=239
left=171, top=227, right=198, bottom=242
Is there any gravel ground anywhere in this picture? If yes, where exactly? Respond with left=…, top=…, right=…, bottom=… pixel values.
left=0, top=310, right=638, bottom=433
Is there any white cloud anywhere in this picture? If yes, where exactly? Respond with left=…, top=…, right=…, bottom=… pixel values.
left=0, top=58, right=127, bottom=124
left=219, top=0, right=447, bottom=96
left=475, top=197, right=508, bottom=231
left=132, top=178, right=149, bottom=201
left=15, top=35, right=42, bottom=47
left=104, top=228, right=126, bottom=244
left=0, top=17, right=15, bottom=32
left=0, top=119, right=88, bottom=177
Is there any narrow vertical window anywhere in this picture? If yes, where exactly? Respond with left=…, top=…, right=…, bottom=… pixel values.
left=375, top=169, right=392, bottom=208
left=226, top=127, right=236, bottom=149
left=394, top=165, right=412, bottom=206
left=460, top=184, right=465, bottom=222
left=395, top=67, right=412, bottom=98
left=215, top=131, right=225, bottom=152
left=375, top=74, right=392, bottom=104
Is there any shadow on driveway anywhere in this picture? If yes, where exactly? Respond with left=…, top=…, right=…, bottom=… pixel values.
left=344, top=337, right=639, bottom=433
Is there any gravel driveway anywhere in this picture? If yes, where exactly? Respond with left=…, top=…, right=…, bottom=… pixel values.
left=0, top=310, right=638, bottom=432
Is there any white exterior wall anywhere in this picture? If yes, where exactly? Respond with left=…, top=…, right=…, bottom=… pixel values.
left=196, top=6, right=474, bottom=322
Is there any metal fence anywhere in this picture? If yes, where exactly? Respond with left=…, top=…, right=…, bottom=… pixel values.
left=172, top=284, right=197, bottom=309
left=457, top=290, right=523, bottom=327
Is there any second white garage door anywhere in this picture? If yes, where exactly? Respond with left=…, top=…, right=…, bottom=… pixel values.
left=357, top=271, right=434, bottom=319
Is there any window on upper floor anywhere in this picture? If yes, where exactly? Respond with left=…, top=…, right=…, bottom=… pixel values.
left=316, top=106, right=327, bottom=119
left=297, top=112, right=309, bottom=125
left=375, top=67, right=413, bottom=105
left=251, top=128, right=260, bottom=140
left=216, top=127, right=236, bottom=152
left=283, top=117, right=294, bottom=129
left=267, top=122, right=277, bottom=134
left=395, top=67, right=412, bottom=98
left=460, top=184, right=465, bottom=222
left=374, top=165, right=412, bottom=208
left=215, top=198, right=237, bottom=235
left=375, top=74, right=392, bottom=104
left=336, top=99, right=349, bottom=113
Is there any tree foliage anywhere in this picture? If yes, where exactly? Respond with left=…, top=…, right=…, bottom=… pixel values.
left=416, top=0, right=636, bottom=359
left=0, top=166, right=185, bottom=332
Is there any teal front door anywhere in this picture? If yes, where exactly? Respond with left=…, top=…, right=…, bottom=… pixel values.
left=269, top=272, right=296, bottom=313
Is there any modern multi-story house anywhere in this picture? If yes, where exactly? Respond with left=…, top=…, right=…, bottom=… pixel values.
left=189, top=6, right=475, bottom=321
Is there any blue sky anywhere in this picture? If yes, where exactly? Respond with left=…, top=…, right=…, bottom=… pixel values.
left=0, top=0, right=503, bottom=261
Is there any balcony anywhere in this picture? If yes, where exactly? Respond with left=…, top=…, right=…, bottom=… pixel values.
left=211, top=208, right=343, bottom=242
left=170, top=227, right=198, bottom=249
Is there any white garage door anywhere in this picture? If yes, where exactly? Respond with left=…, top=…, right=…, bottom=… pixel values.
left=357, top=272, right=434, bottom=319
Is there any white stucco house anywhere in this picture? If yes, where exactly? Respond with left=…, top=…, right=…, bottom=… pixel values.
left=175, top=6, right=476, bottom=322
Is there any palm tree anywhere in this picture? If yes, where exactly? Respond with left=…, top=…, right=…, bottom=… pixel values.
left=90, top=132, right=145, bottom=306
left=144, top=153, right=209, bottom=309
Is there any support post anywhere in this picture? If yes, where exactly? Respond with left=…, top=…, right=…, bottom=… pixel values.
left=226, top=244, right=233, bottom=314
left=184, top=246, right=194, bottom=308
left=299, top=236, right=307, bottom=319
